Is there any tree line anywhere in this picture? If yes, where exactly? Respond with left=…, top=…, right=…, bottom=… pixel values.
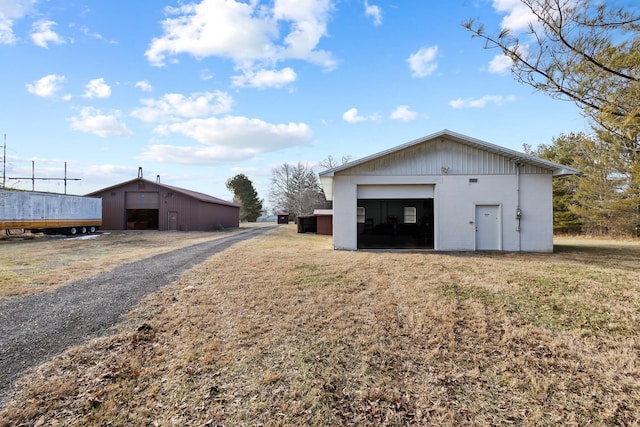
left=466, top=0, right=639, bottom=237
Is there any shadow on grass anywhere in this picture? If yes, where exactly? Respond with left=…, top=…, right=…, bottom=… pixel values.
left=554, top=241, right=640, bottom=253
left=554, top=239, right=640, bottom=269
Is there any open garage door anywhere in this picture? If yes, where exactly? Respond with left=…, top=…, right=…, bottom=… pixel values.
left=357, top=185, right=434, bottom=249
left=125, top=191, right=159, bottom=230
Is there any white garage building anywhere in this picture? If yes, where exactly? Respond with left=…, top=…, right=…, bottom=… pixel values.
left=319, top=129, right=579, bottom=252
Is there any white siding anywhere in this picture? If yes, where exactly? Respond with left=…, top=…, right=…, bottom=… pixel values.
left=434, top=174, right=552, bottom=251
left=329, top=136, right=556, bottom=252
left=332, top=173, right=553, bottom=252
left=341, top=138, right=550, bottom=176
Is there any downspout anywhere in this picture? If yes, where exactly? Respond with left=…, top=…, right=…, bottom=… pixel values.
left=515, top=162, right=523, bottom=251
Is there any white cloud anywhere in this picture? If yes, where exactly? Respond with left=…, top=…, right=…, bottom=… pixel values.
left=131, top=91, right=233, bottom=123
left=390, top=105, right=418, bottom=121
left=30, top=20, right=65, bottom=48
left=145, top=0, right=272, bottom=66
left=144, top=0, right=336, bottom=86
left=135, top=80, right=153, bottom=92
left=230, top=166, right=273, bottom=177
left=82, top=78, right=112, bottom=99
left=82, top=164, right=130, bottom=176
left=140, top=144, right=257, bottom=165
left=0, top=0, right=37, bottom=44
left=25, top=74, right=66, bottom=98
left=0, top=19, right=14, bottom=44
left=342, top=108, right=380, bottom=123
left=407, top=45, right=438, bottom=78
left=77, top=25, right=115, bottom=43
left=487, top=54, right=512, bottom=74
left=492, top=0, right=542, bottom=33
left=487, top=44, right=529, bottom=74
left=364, top=0, right=382, bottom=26
left=272, top=0, right=335, bottom=66
left=69, top=107, right=132, bottom=137
left=342, top=108, right=365, bottom=123
left=142, top=116, right=313, bottom=165
left=449, top=94, right=516, bottom=109
left=200, top=69, right=214, bottom=80
left=231, top=67, right=297, bottom=88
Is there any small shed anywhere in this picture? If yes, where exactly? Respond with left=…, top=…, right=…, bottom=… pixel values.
left=296, top=210, right=333, bottom=235
left=277, top=211, right=290, bottom=224
left=314, top=209, right=333, bottom=235
left=86, top=175, right=239, bottom=231
left=320, top=129, right=579, bottom=252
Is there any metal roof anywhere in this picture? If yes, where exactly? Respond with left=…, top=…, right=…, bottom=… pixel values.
left=313, top=209, right=333, bottom=216
left=319, top=129, right=581, bottom=177
left=86, top=178, right=239, bottom=208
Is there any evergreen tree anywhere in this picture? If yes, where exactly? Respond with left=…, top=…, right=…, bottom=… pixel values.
left=466, top=0, right=640, bottom=236
left=532, top=132, right=640, bottom=236
left=225, top=174, right=263, bottom=222
left=570, top=136, right=626, bottom=235
left=526, top=133, right=583, bottom=234
left=591, top=130, right=640, bottom=236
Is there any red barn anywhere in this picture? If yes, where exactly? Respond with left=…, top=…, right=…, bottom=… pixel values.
left=86, top=175, right=239, bottom=231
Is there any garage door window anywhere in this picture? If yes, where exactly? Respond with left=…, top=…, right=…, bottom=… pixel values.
left=404, top=207, right=417, bottom=223
left=357, top=207, right=365, bottom=223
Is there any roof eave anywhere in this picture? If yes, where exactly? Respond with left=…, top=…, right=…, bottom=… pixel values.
left=318, top=129, right=581, bottom=177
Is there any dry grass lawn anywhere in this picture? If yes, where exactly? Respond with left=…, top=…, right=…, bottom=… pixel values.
left=1, top=226, right=639, bottom=426
left=0, top=226, right=266, bottom=299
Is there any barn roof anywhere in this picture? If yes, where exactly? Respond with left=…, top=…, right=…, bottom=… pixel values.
left=319, top=129, right=581, bottom=178
left=86, top=178, right=239, bottom=208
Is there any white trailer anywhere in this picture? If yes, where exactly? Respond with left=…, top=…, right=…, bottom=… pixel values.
left=0, top=189, right=102, bottom=235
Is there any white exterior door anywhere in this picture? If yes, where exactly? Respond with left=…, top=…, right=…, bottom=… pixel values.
left=475, top=205, right=500, bottom=250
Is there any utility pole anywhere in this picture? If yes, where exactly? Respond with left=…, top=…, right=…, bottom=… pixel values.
left=2, top=134, right=6, bottom=188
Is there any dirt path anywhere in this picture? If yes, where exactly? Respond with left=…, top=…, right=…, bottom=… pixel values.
left=0, top=225, right=276, bottom=408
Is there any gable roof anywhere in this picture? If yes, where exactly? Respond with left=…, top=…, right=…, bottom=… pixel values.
left=319, top=129, right=581, bottom=178
left=86, top=178, right=239, bottom=208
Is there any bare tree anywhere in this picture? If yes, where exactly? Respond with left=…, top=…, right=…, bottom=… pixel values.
left=269, top=162, right=327, bottom=218
left=319, top=154, right=352, bottom=170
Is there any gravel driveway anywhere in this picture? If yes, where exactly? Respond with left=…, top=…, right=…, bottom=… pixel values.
left=0, top=225, right=275, bottom=408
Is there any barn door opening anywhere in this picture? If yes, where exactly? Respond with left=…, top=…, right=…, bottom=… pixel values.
left=357, top=198, right=434, bottom=249
left=475, top=205, right=500, bottom=250
left=125, top=191, right=160, bottom=230
left=126, top=209, right=159, bottom=230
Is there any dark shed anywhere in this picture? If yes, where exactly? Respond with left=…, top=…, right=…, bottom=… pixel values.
left=277, top=211, right=290, bottom=224
left=296, top=210, right=333, bottom=235
left=296, top=215, right=317, bottom=233
left=86, top=177, right=239, bottom=231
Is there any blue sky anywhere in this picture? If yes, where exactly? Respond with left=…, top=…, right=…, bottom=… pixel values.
left=1, top=0, right=589, bottom=208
